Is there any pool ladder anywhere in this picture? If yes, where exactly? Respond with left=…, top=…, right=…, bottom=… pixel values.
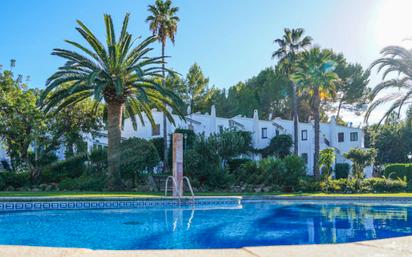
left=164, top=176, right=195, bottom=203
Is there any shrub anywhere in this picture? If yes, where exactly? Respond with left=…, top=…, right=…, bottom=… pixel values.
left=283, top=155, right=307, bottom=188
left=344, top=148, right=376, bottom=179
left=149, top=137, right=164, bottom=161
left=88, top=148, right=107, bottom=175
left=41, top=153, right=87, bottom=183
left=319, top=148, right=335, bottom=179
left=335, top=163, right=350, bottom=179
left=233, top=155, right=306, bottom=191
left=0, top=172, right=30, bottom=189
left=298, top=177, right=321, bottom=192
left=0, top=160, right=11, bottom=171
left=184, top=131, right=251, bottom=190
left=361, top=177, right=407, bottom=193
left=261, top=135, right=293, bottom=158
left=320, top=177, right=407, bottom=193
left=59, top=176, right=106, bottom=191
left=384, top=163, right=412, bottom=182
left=120, top=138, right=160, bottom=185
left=227, top=158, right=251, bottom=172
left=259, top=157, right=286, bottom=186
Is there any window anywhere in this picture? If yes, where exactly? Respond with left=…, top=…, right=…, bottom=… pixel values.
left=276, top=129, right=280, bottom=136
left=338, top=132, right=344, bottom=142
left=301, top=153, right=308, bottom=164
left=152, top=124, right=161, bottom=136
left=218, top=125, right=224, bottom=134
left=350, top=132, right=358, bottom=141
left=301, top=130, right=308, bottom=141
left=261, top=128, right=268, bottom=139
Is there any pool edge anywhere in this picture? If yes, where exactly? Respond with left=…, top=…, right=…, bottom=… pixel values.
left=1, top=236, right=411, bottom=257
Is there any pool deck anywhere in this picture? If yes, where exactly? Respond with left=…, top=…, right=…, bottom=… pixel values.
left=1, top=236, right=412, bottom=257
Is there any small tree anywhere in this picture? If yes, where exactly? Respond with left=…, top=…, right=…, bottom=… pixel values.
left=262, top=134, right=293, bottom=158
left=344, top=148, right=376, bottom=179
left=319, top=148, right=335, bottom=179
left=120, top=138, right=160, bottom=187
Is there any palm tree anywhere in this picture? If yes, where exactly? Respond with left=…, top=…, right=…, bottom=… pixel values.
left=293, top=47, right=339, bottom=179
left=40, top=14, right=183, bottom=190
left=365, top=45, right=412, bottom=124
left=146, top=0, right=179, bottom=172
left=272, top=28, right=312, bottom=155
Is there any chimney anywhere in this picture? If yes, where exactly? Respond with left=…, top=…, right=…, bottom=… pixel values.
left=330, top=115, right=336, bottom=125
left=211, top=104, right=216, bottom=117
left=253, top=109, right=259, bottom=120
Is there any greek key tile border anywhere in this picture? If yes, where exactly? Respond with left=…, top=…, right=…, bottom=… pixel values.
left=0, top=199, right=241, bottom=212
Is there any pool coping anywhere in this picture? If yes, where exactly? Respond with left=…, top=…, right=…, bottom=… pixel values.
left=1, top=195, right=412, bottom=212
left=1, top=236, right=412, bottom=257
left=1, top=195, right=412, bottom=201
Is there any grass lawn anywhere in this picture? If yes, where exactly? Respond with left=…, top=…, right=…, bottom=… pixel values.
left=1, top=191, right=412, bottom=198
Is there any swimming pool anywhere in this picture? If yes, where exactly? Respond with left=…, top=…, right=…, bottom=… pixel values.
left=0, top=200, right=411, bottom=250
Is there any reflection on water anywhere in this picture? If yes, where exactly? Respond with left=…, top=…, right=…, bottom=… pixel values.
left=161, top=202, right=412, bottom=247
left=0, top=202, right=411, bottom=249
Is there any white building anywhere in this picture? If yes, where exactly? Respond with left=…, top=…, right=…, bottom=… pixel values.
left=0, top=105, right=369, bottom=176
left=86, top=105, right=368, bottom=177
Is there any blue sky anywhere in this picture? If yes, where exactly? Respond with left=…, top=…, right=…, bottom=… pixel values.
left=1, top=0, right=411, bottom=124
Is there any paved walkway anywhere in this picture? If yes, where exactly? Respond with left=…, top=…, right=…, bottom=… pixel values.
left=1, top=236, right=412, bottom=257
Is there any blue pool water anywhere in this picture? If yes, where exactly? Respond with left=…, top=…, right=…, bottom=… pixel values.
left=0, top=200, right=412, bottom=250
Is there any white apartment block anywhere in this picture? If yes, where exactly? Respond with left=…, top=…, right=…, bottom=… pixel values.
left=0, top=105, right=370, bottom=176
left=83, top=105, right=369, bottom=177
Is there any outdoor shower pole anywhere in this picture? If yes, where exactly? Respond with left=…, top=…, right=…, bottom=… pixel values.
left=172, top=133, right=184, bottom=197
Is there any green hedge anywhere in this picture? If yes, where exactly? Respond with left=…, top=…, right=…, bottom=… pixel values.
left=320, top=177, right=407, bottom=193
left=41, top=154, right=88, bottom=183
left=383, top=163, right=412, bottom=182
left=335, top=163, right=350, bottom=179
left=0, top=172, right=31, bottom=189
left=59, top=176, right=106, bottom=191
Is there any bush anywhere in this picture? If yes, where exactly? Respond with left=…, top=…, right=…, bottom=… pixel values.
left=261, top=135, right=293, bottom=158
left=233, top=155, right=306, bottom=191
left=59, top=176, right=106, bottom=191
left=120, top=138, right=160, bottom=185
left=227, top=158, right=251, bottom=172
left=0, top=172, right=30, bottom=189
left=320, top=177, right=407, bottom=193
left=1, top=160, right=11, bottom=171
left=283, top=155, right=307, bottom=188
left=88, top=148, right=107, bottom=175
left=149, top=137, right=164, bottom=161
left=335, top=163, right=350, bottom=179
left=344, top=148, right=376, bottom=179
left=184, top=131, right=252, bottom=190
left=362, top=178, right=407, bottom=193
left=298, top=177, right=321, bottom=192
left=384, top=163, right=412, bottom=182
left=41, top=153, right=87, bottom=183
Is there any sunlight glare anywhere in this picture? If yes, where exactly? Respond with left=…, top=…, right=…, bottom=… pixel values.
left=374, top=0, right=412, bottom=48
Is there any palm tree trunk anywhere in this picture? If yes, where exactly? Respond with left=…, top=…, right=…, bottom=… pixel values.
left=292, top=82, right=299, bottom=155
left=161, top=42, right=168, bottom=172
left=313, top=87, right=321, bottom=180
left=107, top=102, right=123, bottom=190
left=336, top=99, right=343, bottom=121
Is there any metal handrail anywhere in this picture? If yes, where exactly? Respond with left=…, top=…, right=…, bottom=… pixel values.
left=165, top=176, right=180, bottom=199
left=183, top=176, right=195, bottom=202
left=164, top=176, right=195, bottom=203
